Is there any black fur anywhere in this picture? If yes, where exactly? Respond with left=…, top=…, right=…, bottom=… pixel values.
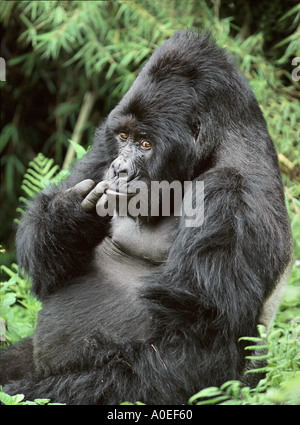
left=0, top=30, right=292, bottom=404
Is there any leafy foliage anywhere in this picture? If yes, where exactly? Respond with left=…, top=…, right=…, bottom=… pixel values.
left=0, top=390, right=64, bottom=405
left=0, top=262, right=40, bottom=348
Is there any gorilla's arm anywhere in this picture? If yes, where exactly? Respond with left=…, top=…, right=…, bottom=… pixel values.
left=142, top=169, right=290, bottom=377
left=16, top=129, right=111, bottom=299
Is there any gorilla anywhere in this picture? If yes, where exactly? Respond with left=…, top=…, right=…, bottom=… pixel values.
left=0, top=30, right=292, bottom=404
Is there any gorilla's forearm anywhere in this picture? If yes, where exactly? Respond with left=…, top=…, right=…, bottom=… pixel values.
left=16, top=181, right=109, bottom=299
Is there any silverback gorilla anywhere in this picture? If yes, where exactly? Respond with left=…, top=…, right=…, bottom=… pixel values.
left=0, top=30, right=292, bottom=404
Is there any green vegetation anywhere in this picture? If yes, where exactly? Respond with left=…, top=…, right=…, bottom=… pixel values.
left=0, top=0, right=299, bottom=405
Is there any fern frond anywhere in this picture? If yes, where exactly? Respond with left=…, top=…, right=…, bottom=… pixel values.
left=239, top=336, right=263, bottom=343
left=245, top=354, right=270, bottom=361
left=244, top=367, right=269, bottom=375
left=244, top=344, right=269, bottom=351
left=19, top=153, right=62, bottom=207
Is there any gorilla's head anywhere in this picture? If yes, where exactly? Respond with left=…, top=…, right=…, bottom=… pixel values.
left=99, top=30, right=268, bottom=211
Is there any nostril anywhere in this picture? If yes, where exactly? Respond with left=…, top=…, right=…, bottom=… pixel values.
left=111, top=156, right=130, bottom=177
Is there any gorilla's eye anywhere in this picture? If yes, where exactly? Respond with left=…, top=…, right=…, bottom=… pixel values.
left=119, top=133, right=129, bottom=141
left=140, top=140, right=152, bottom=150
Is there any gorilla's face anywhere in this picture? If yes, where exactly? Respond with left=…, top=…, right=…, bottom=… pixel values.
left=105, top=111, right=155, bottom=194
left=104, top=75, right=200, bottom=203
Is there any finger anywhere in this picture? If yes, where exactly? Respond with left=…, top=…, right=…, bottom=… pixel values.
left=66, top=179, right=96, bottom=198
left=81, top=181, right=109, bottom=212
left=74, top=179, right=96, bottom=196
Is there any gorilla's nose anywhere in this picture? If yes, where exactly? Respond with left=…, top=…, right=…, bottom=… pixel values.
left=111, top=156, right=133, bottom=179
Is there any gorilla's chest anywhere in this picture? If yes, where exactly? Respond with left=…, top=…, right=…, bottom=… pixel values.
left=93, top=215, right=180, bottom=291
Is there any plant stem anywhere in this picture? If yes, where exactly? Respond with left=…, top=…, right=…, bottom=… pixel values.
left=62, top=91, right=96, bottom=170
